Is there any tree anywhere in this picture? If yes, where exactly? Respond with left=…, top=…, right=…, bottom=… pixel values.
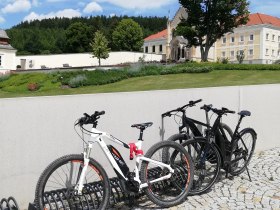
left=112, top=19, right=144, bottom=51
left=65, top=22, right=92, bottom=53
left=176, top=0, right=250, bottom=62
left=91, top=31, right=110, bottom=66
left=236, top=50, right=245, bottom=64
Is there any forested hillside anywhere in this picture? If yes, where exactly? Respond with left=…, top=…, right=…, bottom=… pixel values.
left=6, top=16, right=167, bottom=55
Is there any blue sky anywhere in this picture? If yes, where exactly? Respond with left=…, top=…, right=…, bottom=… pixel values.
left=0, top=0, right=279, bottom=29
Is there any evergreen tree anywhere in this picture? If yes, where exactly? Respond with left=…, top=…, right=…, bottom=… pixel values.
left=91, top=31, right=110, bottom=66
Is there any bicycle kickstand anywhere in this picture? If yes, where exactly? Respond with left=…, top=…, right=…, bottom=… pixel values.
left=245, top=166, right=252, bottom=182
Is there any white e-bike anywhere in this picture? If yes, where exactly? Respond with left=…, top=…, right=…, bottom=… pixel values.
left=35, top=111, right=194, bottom=209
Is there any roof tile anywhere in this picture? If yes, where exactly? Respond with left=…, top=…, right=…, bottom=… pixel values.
left=144, top=29, right=167, bottom=41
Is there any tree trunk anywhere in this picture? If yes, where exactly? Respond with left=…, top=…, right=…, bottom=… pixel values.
left=200, top=46, right=210, bottom=62
left=98, top=58, right=101, bottom=66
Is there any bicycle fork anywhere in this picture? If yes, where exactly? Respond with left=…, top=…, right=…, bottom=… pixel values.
left=75, top=142, right=93, bottom=194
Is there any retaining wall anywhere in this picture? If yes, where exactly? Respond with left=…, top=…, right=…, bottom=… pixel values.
left=0, top=84, right=279, bottom=208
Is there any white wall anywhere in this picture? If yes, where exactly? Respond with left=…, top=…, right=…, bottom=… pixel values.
left=0, top=84, right=279, bottom=208
left=0, top=49, right=16, bottom=73
left=16, top=52, right=163, bottom=70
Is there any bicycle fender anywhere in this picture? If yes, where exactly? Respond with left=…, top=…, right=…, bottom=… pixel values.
left=239, top=128, right=257, bottom=139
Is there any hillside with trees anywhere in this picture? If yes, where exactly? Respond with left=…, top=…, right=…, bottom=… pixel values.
left=6, top=16, right=167, bottom=55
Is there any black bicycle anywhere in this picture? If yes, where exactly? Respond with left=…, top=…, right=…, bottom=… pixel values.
left=162, top=101, right=256, bottom=195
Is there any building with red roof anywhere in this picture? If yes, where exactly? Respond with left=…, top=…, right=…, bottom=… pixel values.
left=216, top=13, right=280, bottom=64
left=143, top=11, right=280, bottom=64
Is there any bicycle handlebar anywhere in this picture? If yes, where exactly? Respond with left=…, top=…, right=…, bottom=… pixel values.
left=200, top=104, right=213, bottom=112
left=162, top=99, right=202, bottom=117
left=76, top=110, right=105, bottom=126
left=211, top=107, right=235, bottom=115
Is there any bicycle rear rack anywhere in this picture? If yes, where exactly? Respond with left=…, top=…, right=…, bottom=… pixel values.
left=0, top=197, right=19, bottom=210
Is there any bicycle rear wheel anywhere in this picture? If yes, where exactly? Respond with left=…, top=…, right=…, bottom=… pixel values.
left=182, top=138, right=221, bottom=195
left=230, top=129, right=256, bottom=176
left=140, top=141, right=194, bottom=208
left=35, top=154, right=110, bottom=210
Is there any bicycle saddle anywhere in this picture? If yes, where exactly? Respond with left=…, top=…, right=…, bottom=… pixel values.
left=131, top=122, right=153, bottom=129
left=238, top=110, right=251, bottom=117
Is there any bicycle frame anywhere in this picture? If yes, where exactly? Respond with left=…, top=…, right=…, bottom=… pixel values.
left=75, top=127, right=174, bottom=194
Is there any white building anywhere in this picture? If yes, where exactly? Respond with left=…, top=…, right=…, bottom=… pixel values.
left=0, top=29, right=16, bottom=73
left=143, top=7, right=215, bottom=62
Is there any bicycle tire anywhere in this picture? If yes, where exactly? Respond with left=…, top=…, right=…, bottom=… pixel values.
left=35, top=154, right=110, bottom=210
left=181, top=137, right=221, bottom=195
left=230, top=129, right=256, bottom=176
left=220, top=123, right=233, bottom=139
left=140, top=141, right=194, bottom=208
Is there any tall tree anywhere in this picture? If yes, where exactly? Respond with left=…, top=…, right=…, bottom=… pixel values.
left=91, top=31, right=110, bottom=66
left=65, top=22, right=92, bottom=53
left=176, top=0, right=250, bottom=62
left=112, top=19, right=144, bottom=51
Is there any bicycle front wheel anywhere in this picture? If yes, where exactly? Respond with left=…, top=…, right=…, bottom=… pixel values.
left=182, top=138, right=221, bottom=195
left=35, top=154, right=110, bottom=210
left=230, top=129, right=256, bottom=176
left=140, top=141, right=194, bottom=208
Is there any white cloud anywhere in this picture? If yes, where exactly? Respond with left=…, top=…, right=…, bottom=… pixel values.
left=83, top=2, right=103, bottom=13
left=23, top=9, right=81, bottom=21
left=95, top=0, right=174, bottom=9
left=0, top=16, right=5, bottom=24
left=32, top=0, right=39, bottom=6
left=2, top=0, right=32, bottom=13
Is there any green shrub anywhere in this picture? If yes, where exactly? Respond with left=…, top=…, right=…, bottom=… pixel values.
left=68, top=74, right=88, bottom=88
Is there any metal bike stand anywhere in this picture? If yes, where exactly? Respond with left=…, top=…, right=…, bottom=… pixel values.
left=0, top=197, right=19, bottom=210
left=29, top=167, right=165, bottom=210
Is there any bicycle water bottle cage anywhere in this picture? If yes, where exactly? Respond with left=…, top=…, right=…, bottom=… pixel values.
left=129, top=143, right=144, bottom=160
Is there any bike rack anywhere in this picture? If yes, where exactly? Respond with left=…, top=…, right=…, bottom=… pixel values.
left=0, top=197, right=19, bottom=210
left=28, top=167, right=166, bottom=210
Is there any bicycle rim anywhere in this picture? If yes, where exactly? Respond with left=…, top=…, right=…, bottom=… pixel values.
left=35, top=154, right=109, bottom=210
left=141, top=141, right=193, bottom=207
left=230, top=131, right=256, bottom=176
left=183, top=138, right=221, bottom=195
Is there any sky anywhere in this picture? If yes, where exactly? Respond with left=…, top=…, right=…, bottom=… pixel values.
left=0, top=0, right=279, bottom=30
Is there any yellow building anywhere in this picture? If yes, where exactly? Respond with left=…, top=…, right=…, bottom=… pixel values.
left=216, top=13, right=280, bottom=64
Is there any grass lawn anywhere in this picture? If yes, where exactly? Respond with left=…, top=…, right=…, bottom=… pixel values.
left=0, top=70, right=280, bottom=98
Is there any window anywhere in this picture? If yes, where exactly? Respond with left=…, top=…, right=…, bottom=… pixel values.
left=266, top=33, right=269, bottom=40
left=266, top=48, right=269, bottom=55
left=249, top=49, right=253, bottom=56
left=240, top=35, right=244, bottom=42
left=272, top=34, right=275, bottom=41
left=278, top=36, right=280, bottom=42
left=222, top=51, right=226, bottom=57
left=249, top=34, right=254, bottom=41
left=231, top=37, right=235, bottom=43
left=230, top=51, right=234, bottom=57
left=152, top=45, right=155, bottom=53
left=145, top=46, right=148, bottom=53
left=222, top=37, right=226, bottom=43
left=272, top=49, right=275, bottom=56
left=159, top=45, right=163, bottom=52
left=278, top=50, right=280, bottom=56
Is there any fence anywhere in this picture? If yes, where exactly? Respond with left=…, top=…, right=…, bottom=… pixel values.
left=0, top=84, right=279, bottom=208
